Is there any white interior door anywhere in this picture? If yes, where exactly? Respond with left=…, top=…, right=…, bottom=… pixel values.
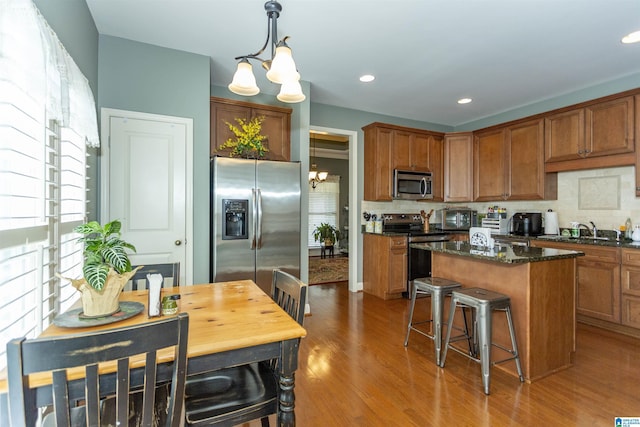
left=101, top=109, right=192, bottom=285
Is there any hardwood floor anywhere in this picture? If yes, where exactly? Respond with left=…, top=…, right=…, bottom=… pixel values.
left=246, top=283, right=640, bottom=426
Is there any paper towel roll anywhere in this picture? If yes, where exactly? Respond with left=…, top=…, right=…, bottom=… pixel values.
left=544, top=211, right=559, bottom=235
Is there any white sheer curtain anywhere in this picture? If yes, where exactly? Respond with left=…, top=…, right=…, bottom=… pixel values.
left=0, top=0, right=99, bottom=371
left=0, top=0, right=99, bottom=148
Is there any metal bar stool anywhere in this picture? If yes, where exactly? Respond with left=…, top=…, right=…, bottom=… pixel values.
left=439, top=287, right=524, bottom=394
left=404, top=277, right=462, bottom=365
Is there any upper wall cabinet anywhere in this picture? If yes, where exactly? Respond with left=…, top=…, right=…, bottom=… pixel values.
left=636, top=95, right=640, bottom=197
left=210, top=97, right=292, bottom=161
left=363, top=122, right=444, bottom=201
left=444, top=132, right=473, bottom=202
left=545, top=95, right=635, bottom=172
left=474, top=119, right=556, bottom=201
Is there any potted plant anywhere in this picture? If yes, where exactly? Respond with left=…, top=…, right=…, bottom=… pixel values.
left=313, top=222, right=341, bottom=247
left=217, top=115, right=269, bottom=159
left=65, top=219, right=141, bottom=317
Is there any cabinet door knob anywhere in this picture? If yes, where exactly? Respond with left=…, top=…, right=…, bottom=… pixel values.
left=175, top=240, right=182, bottom=246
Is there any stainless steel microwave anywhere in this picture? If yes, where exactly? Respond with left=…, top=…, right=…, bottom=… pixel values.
left=393, top=170, right=433, bottom=200
left=439, top=208, right=478, bottom=230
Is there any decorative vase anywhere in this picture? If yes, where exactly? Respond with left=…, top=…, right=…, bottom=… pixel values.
left=66, top=267, right=141, bottom=317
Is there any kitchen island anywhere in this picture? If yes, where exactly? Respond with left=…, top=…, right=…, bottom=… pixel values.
left=411, top=241, right=583, bottom=382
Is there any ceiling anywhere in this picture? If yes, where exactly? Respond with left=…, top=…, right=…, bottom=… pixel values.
left=85, top=0, right=640, bottom=127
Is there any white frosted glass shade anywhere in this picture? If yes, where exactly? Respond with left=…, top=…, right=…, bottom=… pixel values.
left=317, top=171, right=328, bottom=181
left=308, top=170, right=317, bottom=181
left=277, top=78, right=306, bottom=103
left=228, top=60, right=260, bottom=96
left=266, top=44, right=298, bottom=84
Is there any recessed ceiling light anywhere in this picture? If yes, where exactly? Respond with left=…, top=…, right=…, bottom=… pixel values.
left=360, top=74, right=375, bottom=83
left=622, top=30, right=640, bottom=44
left=457, top=98, right=472, bottom=104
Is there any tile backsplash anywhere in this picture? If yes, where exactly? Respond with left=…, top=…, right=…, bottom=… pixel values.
left=361, top=165, right=640, bottom=232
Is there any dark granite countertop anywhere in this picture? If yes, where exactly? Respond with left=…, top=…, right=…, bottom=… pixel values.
left=498, top=234, right=640, bottom=249
left=410, top=241, right=584, bottom=264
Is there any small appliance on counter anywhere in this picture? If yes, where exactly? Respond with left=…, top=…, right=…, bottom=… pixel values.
left=438, top=208, right=478, bottom=231
left=511, top=212, right=543, bottom=236
left=544, top=209, right=559, bottom=235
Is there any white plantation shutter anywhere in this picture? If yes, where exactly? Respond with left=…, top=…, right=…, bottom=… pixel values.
left=0, top=0, right=97, bottom=370
left=308, top=176, right=340, bottom=247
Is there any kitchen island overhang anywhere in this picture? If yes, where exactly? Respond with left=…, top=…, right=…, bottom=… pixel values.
left=411, top=241, right=584, bottom=382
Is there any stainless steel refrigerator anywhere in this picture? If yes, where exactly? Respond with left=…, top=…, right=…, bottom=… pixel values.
left=210, top=156, right=301, bottom=294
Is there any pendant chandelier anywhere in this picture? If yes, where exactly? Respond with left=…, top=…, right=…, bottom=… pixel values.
left=228, top=1, right=305, bottom=103
left=309, top=136, right=328, bottom=189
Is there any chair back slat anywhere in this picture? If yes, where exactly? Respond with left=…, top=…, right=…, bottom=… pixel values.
left=51, top=370, right=71, bottom=426
left=271, top=269, right=307, bottom=326
left=125, top=262, right=181, bottom=291
left=116, top=358, right=130, bottom=424
left=7, top=313, right=189, bottom=427
left=141, top=351, right=158, bottom=424
left=85, top=365, right=100, bottom=426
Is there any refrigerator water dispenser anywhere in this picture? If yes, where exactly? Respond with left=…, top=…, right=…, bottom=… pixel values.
left=223, top=199, right=248, bottom=240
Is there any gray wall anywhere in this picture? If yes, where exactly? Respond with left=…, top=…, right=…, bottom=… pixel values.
left=98, top=35, right=211, bottom=284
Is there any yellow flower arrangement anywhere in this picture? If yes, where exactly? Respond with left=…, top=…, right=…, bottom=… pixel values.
left=218, top=116, right=269, bottom=158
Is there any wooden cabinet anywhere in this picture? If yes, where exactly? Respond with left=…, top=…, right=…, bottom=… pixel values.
left=363, top=122, right=444, bottom=201
left=210, top=97, right=292, bottom=161
left=545, top=95, right=635, bottom=172
left=363, top=125, right=393, bottom=201
left=427, top=134, right=444, bottom=202
left=621, top=249, right=640, bottom=329
left=532, top=241, right=620, bottom=323
left=443, top=132, right=473, bottom=202
left=634, top=94, right=640, bottom=197
left=363, top=234, right=407, bottom=300
left=474, top=128, right=506, bottom=201
left=474, top=119, right=554, bottom=201
left=447, top=232, right=469, bottom=242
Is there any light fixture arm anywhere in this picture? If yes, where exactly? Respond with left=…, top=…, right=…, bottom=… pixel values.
left=228, top=0, right=305, bottom=103
left=233, top=1, right=285, bottom=70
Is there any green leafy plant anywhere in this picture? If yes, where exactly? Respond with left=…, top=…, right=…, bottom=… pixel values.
left=218, top=116, right=269, bottom=158
left=74, top=220, right=136, bottom=291
left=313, top=222, right=341, bottom=246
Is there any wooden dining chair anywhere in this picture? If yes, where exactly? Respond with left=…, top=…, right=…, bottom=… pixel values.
left=126, top=262, right=181, bottom=291
left=184, top=269, right=307, bottom=427
left=7, top=313, right=189, bottom=427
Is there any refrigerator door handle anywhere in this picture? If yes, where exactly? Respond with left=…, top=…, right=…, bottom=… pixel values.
left=251, top=188, right=257, bottom=249
left=256, top=188, right=263, bottom=249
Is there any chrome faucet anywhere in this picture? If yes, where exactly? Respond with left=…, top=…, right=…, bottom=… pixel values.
left=577, top=222, right=598, bottom=238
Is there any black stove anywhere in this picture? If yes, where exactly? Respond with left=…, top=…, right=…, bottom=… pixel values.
left=382, top=213, right=447, bottom=239
left=382, top=213, right=450, bottom=298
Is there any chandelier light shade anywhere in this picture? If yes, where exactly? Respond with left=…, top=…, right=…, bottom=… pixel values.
left=228, top=59, right=260, bottom=96
left=309, top=136, right=328, bottom=188
left=228, top=1, right=305, bottom=103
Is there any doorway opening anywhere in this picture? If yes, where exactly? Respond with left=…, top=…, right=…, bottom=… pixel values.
left=308, top=126, right=358, bottom=292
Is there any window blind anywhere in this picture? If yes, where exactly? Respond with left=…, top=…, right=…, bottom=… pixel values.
left=308, top=176, right=340, bottom=248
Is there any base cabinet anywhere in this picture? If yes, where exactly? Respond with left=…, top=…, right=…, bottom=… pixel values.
left=363, top=234, right=407, bottom=300
left=621, top=249, right=640, bottom=328
left=531, top=241, right=620, bottom=323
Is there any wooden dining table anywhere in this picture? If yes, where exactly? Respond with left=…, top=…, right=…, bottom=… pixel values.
left=0, top=280, right=307, bottom=426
